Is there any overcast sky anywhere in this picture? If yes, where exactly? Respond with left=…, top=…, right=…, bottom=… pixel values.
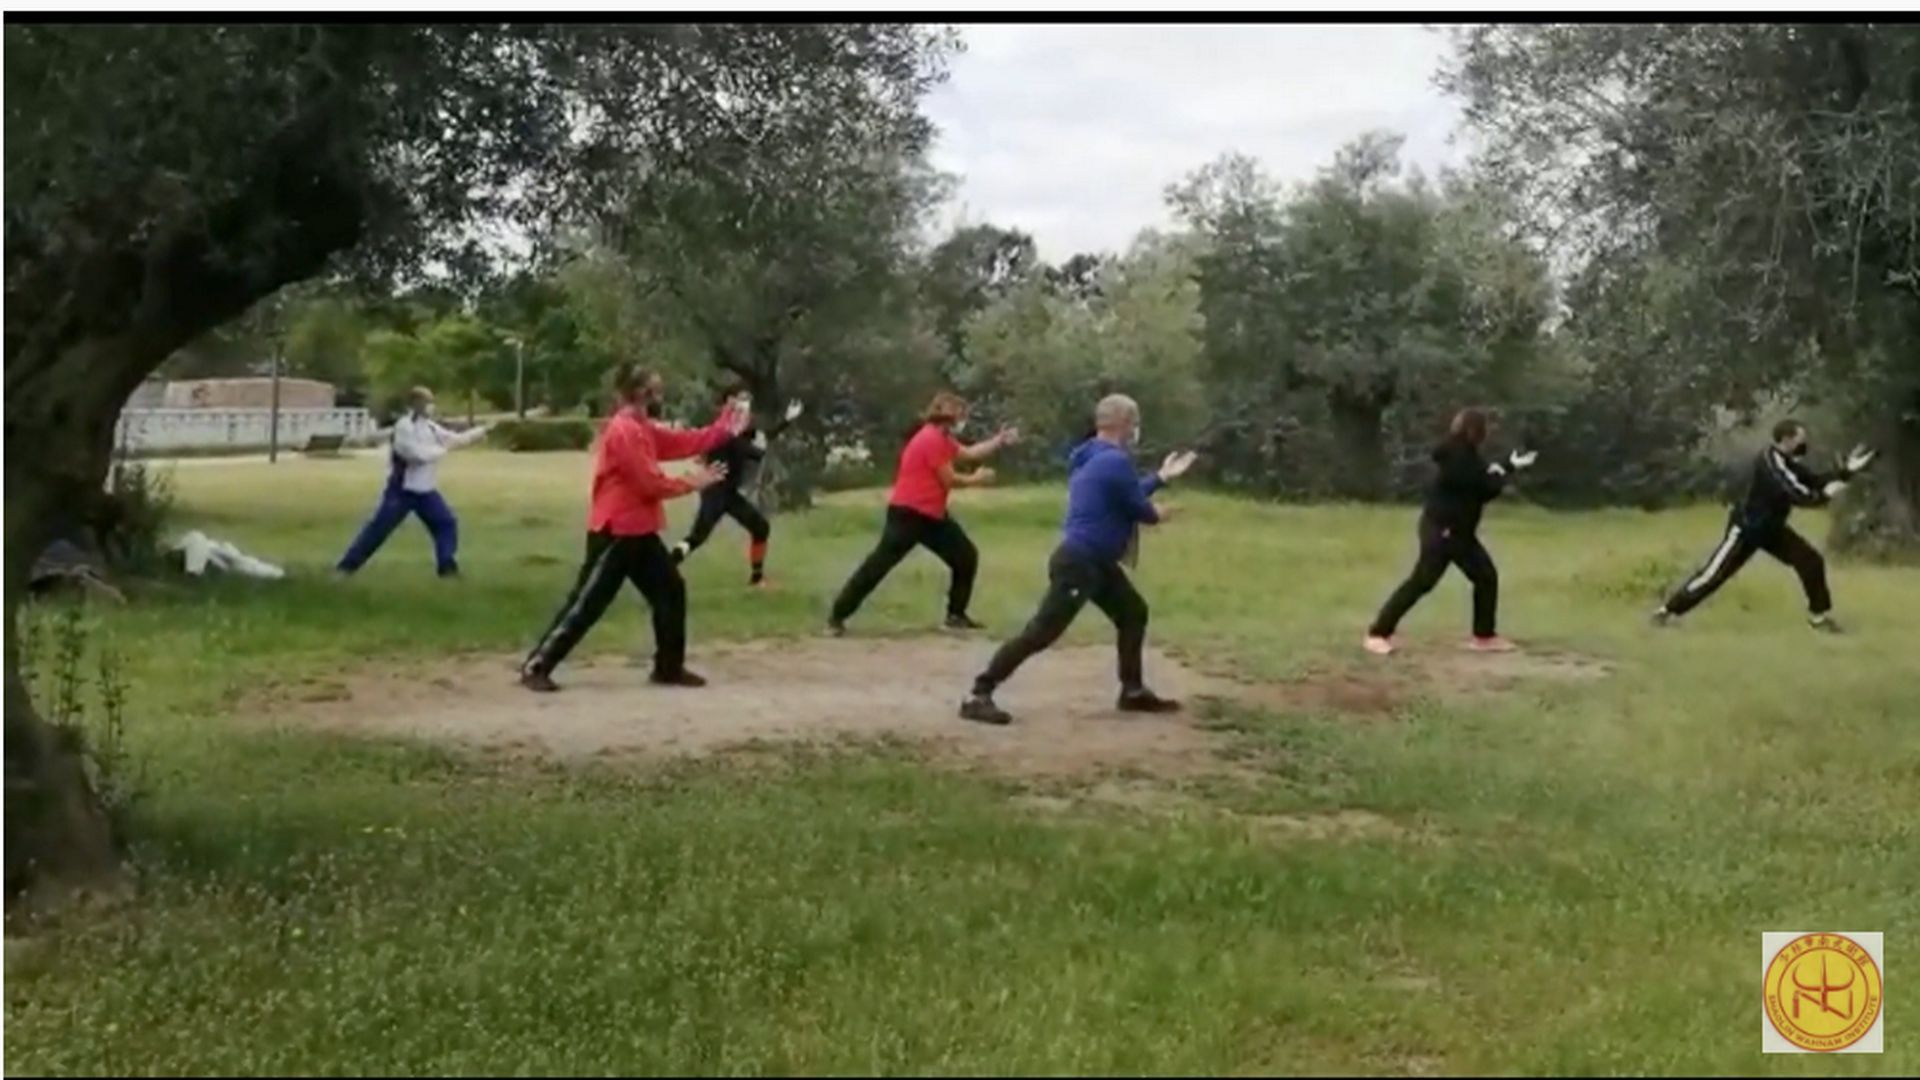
left=923, top=24, right=1468, bottom=261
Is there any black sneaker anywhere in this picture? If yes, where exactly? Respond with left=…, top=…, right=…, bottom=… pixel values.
left=944, top=613, right=985, bottom=632
left=650, top=669, right=708, bottom=688
left=959, top=693, right=1013, bottom=725
left=826, top=619, right=847, bottom=638
left=1117, top=688, right=1182, bottom=714
left=669, top=542, right=690, bottom=565
left=1809, top=614, right=1845, bottom=635
left=519, top=668, right=560, bottom=693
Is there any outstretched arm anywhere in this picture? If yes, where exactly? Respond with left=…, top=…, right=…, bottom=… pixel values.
left=652, top=403, right=747, bottom=460
left=935, top=461, right=996, bottom=489
left=434, top=420, right=492, bottom=450
left=1769, top=447, right=1839, bottom=506
left=956, top=426, right=1019, bottom=464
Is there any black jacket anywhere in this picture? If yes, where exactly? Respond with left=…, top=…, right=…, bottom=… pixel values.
left=702, top=414, right=795, bottom=492
left=1420, top=437, right=1506, bottom=536
left=1735, top=445, right=1848, bottom=534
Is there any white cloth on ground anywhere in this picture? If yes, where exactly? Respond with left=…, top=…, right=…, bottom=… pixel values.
left=172, top=530, right=286, bottom=579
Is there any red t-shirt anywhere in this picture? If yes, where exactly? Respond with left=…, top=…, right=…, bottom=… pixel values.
left=888, top=423, right=961, bottom=519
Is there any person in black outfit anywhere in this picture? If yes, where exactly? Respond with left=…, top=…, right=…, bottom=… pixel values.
left=1654, top=420, right=1876, bottom=633
left=1365, top=408, right=1538, bottom=655
left=670, top=385, right=804, bottom=587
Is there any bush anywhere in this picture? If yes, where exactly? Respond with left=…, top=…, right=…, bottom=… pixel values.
left=97, top=459, right=176, bottom=574
left=816, top=443, right=886, bottom=494
left=488, top=418, right=597, bottom=452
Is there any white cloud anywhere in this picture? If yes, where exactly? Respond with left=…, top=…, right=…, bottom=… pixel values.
left=924, top=24, right=1467, bottom=260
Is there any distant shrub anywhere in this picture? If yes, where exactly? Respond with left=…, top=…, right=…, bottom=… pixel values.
left=489, top=418, right=597, bottom=452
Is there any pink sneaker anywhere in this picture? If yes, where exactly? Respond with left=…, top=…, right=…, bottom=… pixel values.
left=1363, top=635, right=1395, bottom=656
left=1468, top=635, right=1518, bottom=653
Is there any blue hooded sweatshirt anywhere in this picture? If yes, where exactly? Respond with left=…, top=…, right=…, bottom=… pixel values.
left=1060, top=438, right=1163, bottom=562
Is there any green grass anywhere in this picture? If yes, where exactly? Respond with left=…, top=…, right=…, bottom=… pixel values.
left=7, top=450, right=1917, bottom=1075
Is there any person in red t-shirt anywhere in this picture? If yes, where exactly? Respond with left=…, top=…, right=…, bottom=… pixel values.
left=520, top=363, right=746, bottom=692
left=827, top=391, right=1018, bottom=634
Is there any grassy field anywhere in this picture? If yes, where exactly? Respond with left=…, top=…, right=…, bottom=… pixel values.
left=6, top=449, right=1916, bottom=1075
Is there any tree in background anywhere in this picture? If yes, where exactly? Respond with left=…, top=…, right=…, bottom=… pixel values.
left=962, top=230, right=1207, bottom=475
left=4, top=21, right=960, bottom=908
left=596, top=26, right=960, bottom=506
left=1446, top=23, right=1920, bottom=555
left=1170, top=136, right=1552, bottom=498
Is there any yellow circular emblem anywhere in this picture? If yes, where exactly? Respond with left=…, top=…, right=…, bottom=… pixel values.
left=1764, top=933, right=1883, bottom=1052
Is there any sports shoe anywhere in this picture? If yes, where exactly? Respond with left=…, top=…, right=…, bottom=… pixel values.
left=1808, top=614, right=1845, bottom=635
left=825, top=619, right=847, bottom=637
left=1363, top=634, right=1395, bottom=656
left=944, top=612, right=986, bottom=631
left=749, top=577, right=773, bottom=590
left=1117, top=688, right=1182, bottom=713
left=1468, top=635, right=1518, bottom=653
left=519, top=668, right=560, bottom=693
left=650, top=668, right=708, bottom=688
left=1650, top=608, right=1677, bottom=628
left=959, top=693, right=1013, bottom=725
left=669, top=542, right=690, bottom=565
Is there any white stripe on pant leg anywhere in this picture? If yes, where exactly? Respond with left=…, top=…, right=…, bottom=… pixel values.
left=531, top=541, right=622, bottom=666
left=1683, top=525, right=1742, bottom=595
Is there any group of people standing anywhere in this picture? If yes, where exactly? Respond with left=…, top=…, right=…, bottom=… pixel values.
left=333, top=365, right=1878, bottom=724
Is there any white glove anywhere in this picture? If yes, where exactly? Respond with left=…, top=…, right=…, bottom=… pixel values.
left=1845, top=445, right=1877, bottom=473
left=1824, top=480, right=1848, bottom=498
left=751, top=431, right=768, bottom=451
left=1488, top=463, right=1508, bottom=478
left=784, top=399, right=805, bottom=422
left=1157, top=450, right=1198, bottom=481
left=1508, top=449, right=1539, bottom=471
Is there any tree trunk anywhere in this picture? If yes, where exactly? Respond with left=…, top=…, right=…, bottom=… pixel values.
left=5, top=339, right=163, bottom=909
left=4, top=119, right=368, bottom=912
left=1327, top=390, right=1390, bottom=500
left=1830, top=388, right=1920, bottom=559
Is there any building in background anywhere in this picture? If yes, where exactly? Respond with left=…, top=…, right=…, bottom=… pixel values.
left=116, top=377, right=373, bottom=454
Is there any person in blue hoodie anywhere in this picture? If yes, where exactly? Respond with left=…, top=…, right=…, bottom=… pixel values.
left=959, top=394, right=1199, bottom=725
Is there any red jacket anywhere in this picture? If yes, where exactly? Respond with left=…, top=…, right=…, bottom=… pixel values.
left=588, top=406, right=737, bottom=536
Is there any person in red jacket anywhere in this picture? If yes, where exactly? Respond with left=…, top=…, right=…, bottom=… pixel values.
left=826, top=391, right=1018, bottom=635
left=519, top=363, right=745, bottom=692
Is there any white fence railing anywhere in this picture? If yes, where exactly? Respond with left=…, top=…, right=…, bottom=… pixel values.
left=115, top=407, right=375, bottom=453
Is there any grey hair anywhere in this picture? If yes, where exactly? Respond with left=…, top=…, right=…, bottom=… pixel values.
left=1094, top=394, right=1140, bottom=430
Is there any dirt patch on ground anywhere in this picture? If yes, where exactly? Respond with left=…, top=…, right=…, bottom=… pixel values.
left=271, top=634, right=1612, bottom=784
left=283, top=636, right=1257, bottom=782
left=1406, top=643, right=1614, bottom=692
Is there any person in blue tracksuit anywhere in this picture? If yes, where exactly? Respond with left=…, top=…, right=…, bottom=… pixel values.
left=958, top=394, right=1199, bottom=725
left=335, top=386, right=491, bottom=578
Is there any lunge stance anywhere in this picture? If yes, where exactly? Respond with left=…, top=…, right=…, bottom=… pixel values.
left=335, top=386, right=490, bottom=578
left=670, top=386, right=805, bottom=587
left=519, top=364, right=745, bottom=692
left=960, top=394, right=1197, bottom=725
left=1364, top=408, right=1537, bottom=655
left=826, top=392, right=1017, bottom=634
left=1654, top=420, right=1876, bottom=632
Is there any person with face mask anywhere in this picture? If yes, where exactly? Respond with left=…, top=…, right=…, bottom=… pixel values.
left=334, top=386, right=491, bottom=579
left=826, top=391, right=1018, bottom=635
left=959, top=394, right=1196, bottom=725
left=1654, top=419, right=1876, bottom=632
left=519, top=363, right=746, bottom=692
left=669, top=383, right=805, bottom=588
left=1364, top=407, right=1538, bottom=655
